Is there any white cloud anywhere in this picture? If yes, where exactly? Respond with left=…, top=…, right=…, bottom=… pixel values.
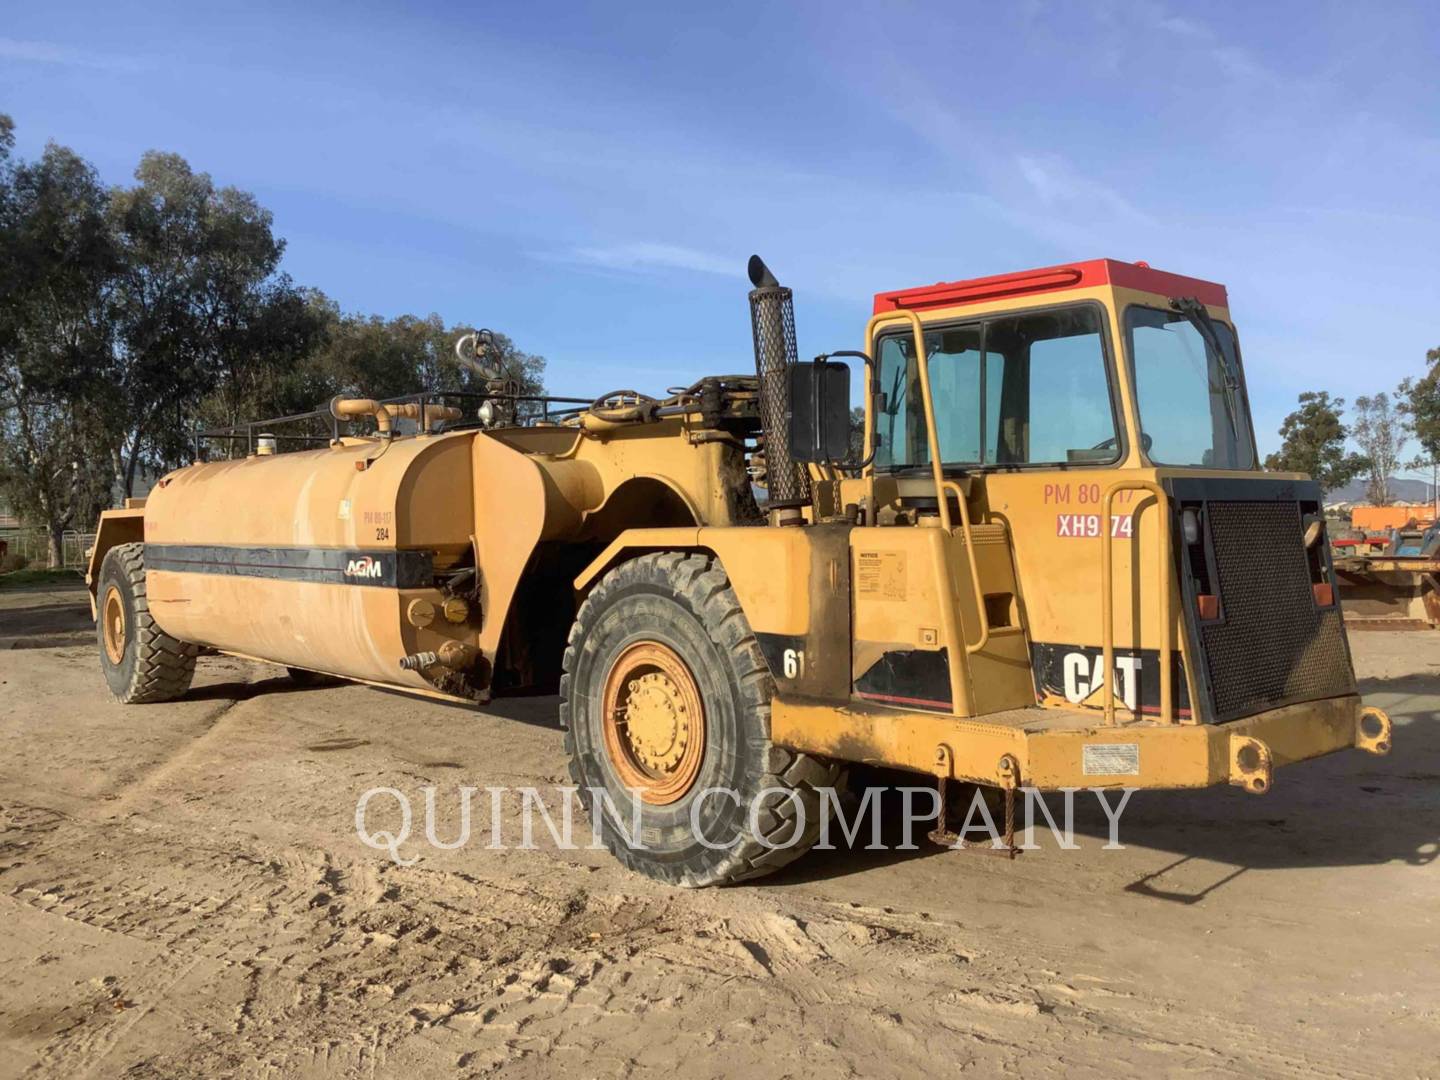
left=1014, top=153, right=1156, bottom=229
left=552, top=241, right=736, bottom=276
left=1092, top=3, right=1278, bottom=85
left=1152, top=12, right=1207, bottom=38
left=0, top=37, right=144, bottom=72
left=1209, top=44, right=1273, bottom=84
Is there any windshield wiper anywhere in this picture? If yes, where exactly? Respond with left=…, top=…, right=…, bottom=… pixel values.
left=1169, top=296, right=1241, bottom=438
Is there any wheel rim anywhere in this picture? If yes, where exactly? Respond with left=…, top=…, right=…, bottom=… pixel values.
left=102, top=585, right=126, bottom=665
left=601, top=641, right=706, bottom=805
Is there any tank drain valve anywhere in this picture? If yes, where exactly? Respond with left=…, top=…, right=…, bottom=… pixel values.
left=399, top=651, right=440, bottom=672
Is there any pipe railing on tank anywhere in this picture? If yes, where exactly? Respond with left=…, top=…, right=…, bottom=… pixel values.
left=192, top=389, right=595, bottom=460
left=331, top=398, right=464, bottom=434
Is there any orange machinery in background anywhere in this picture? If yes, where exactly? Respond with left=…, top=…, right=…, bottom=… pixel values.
left=1350, top=505, right=1435, bottom=533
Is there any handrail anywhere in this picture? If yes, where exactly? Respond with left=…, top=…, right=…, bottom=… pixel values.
left=863, top=311, right=991, bottom=659
left=863, top=311, right=951, bottom=532
left=944, top=480, right=991, bottom=654
left=1100, top=480, right=1173, bottom=725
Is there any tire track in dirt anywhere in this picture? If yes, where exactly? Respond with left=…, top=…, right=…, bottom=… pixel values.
left=7, top=587, right=1436, bottom=1077
left=3, top=795, right=1381, bottom=1079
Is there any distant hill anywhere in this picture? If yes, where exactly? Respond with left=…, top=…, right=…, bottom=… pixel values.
left=1324, top=476, right=1433, bottom=504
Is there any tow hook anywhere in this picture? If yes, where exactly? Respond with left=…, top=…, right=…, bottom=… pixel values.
left=1356, top=706, right=1393, bottom=755
left=1229, top=735, right=1273, bottom=795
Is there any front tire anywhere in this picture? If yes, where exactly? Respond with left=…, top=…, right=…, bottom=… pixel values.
left=97, top=543, right=198, bottom=704
left=561, top=552, right=843, bottom=887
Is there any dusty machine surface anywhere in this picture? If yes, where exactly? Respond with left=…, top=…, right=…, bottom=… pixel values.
left=87, top=256, right=1394, bottom=885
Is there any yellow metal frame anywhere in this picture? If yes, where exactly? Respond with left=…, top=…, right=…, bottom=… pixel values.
left=1100, top=479, right=1173, bottom=724
left=772, top=693, right=1391, bottom=793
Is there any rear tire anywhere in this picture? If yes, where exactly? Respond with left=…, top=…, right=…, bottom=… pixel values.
left=561, top=552, right=843, bottom=887
left=97, top=543, right=198, bottom=704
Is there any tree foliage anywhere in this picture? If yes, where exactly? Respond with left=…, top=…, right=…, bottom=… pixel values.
left=847, top=406, right=866, bottom=461
left=1397, top=347, right=1440, bottom=510
left=1398, top=348, right=1440, bottom=464
left=1350, top=392, right=1408, bottom=506
left=105, top=152, right=325, bottom=491
left=0, top=129, right=119, bottom=565
left=0, top=115, right=547, bottom=565
left=1262, top=391, right=1367, bottom=497
left=303, top=312, right=544, bottom=405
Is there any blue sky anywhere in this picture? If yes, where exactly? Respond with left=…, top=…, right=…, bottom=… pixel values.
left=3, top=1, right=1438, bottom=465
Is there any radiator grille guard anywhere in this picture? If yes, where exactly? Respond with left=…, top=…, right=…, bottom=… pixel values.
left=1190, top=493, right=1355, bottom=723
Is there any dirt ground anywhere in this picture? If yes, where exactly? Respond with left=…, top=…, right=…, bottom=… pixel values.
left=1, top=581, right=1437, bottom=1078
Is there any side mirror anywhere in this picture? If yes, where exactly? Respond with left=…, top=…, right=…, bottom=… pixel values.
left=787, top=358, right=851, bottom=464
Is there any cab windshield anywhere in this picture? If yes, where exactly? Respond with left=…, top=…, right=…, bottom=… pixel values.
left=1125, top=306, right=1256, bottom=469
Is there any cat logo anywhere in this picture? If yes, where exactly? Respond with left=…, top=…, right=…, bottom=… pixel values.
left=344, top=555, right=383, bottom=579
left=1064, top=651, right=1140, bottom=711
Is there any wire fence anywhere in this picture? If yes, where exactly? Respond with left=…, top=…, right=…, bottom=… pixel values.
left=0, top=529, right=95, bottom=570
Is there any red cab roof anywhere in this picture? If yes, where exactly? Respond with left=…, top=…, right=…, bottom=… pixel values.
left=872, top=258, right=1228, bottom=315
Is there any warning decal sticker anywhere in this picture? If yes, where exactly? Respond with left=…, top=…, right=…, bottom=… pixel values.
left=1083, top=743, right=1140, bottom=776
left=856, top=551, right=907, bottom=600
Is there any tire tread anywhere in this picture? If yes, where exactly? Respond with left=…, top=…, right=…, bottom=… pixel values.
left=561, top=552, right=842, bottom=887
left=100, top=543, right=197, bottom=704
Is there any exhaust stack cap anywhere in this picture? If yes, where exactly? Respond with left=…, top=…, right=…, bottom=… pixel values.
left=747, top=254, right=779, bottom=289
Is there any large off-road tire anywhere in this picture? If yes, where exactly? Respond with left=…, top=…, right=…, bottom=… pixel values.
left=561, top=552, right=844, bottom=887
left=97, top=543, right=198, bottom=704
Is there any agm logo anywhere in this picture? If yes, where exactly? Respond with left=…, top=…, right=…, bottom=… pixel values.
left=344, top=555, right=385, bottom=579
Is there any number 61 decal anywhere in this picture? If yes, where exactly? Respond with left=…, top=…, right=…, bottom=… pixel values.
left=782, top=648, right=806, bottom=679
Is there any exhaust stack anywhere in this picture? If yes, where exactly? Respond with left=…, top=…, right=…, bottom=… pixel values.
left=747, top=255, right=810, bottom=524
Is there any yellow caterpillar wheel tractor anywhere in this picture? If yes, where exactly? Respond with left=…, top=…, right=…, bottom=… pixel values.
left=87, top=255, right=1393, bottom=885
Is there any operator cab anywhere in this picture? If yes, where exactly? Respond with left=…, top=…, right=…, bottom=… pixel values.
left=865, top=258, right=1258, bottom=478
left=780, top=257, right=1351, bottom=739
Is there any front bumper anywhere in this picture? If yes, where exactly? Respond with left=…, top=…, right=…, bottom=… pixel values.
left=772, top=694, right=1392, bottom=794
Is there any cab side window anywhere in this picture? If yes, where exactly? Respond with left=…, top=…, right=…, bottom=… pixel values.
left=874, top=305, right=1118, bottom=469
left=874, top=325, right=983, bottom=467
left=984, top=306, right=1116, bottom=465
